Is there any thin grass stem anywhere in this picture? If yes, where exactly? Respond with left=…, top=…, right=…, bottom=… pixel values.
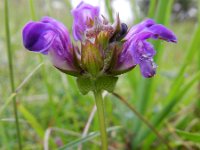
left=105, top=0, right=114, bottom=22
left=29, top=0, right=36, bottom=20
left=148, top=0, right=157, bottom=18
left=78, top=105, right=97, bottom=150
left=4, top=0, right=22, bottom=149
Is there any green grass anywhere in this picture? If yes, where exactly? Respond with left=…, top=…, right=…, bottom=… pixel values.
left=1, top=0, right=200, bottom=149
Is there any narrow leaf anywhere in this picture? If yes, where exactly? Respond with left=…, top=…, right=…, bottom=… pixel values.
left=0, top=93, right=16, bottom=116
left=176, top=130, right=200, bottom=143
left=59, top=126, right=122, bottom=150
left=18, top=104, right=44, bottom=138
left=134, top=71, right=200, bottom=145
left=104, top=0, right=114, bottom=22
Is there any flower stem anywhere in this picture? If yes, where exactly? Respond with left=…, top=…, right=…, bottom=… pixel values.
left=94, top=91, right=108, bottom=150
left=4, top=0, right=22, bottom=149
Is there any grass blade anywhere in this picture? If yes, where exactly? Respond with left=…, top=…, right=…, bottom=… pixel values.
left=147, top=0, right=157, bottom=18
left=29, top=0, right=36, bottom=20
left=105, top=0, right=114, bottom=22
left=134, top=70, right=200, bottom=145
left=44, top=127, right=81, bottom=150
left=18, top=104, right=44, bottom=138
left=4, top=0, right=22, bottom=148
left=112, top=92, right=172, bottom=150
left=0, top=93, right=17, bottom=116
left=58, top=126, right=122, bottom=150
left=176, top=130, right=200, bottom=143
left=15, top=63, right=43, bottom=93
left=0, top=63, right=43, bottom=116
left=155, top=0, right=174, bottom=24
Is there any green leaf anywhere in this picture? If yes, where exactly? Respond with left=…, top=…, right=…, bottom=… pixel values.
left=96, top=76, right=118, bottom=92
left=77, top=76, right=118, bottom=95
left=0, top=93, right=16, bottom=116
left=18, top=104, right=44, bottom=138
left=134, top=70, right=200, bottom=146
left=147, top=0, right=157, bottom=18
left=76, top=77, right=94, bottom=95
left=58, top=126, right=122, bottom=150
left=176, top=130, right=200, bottom=143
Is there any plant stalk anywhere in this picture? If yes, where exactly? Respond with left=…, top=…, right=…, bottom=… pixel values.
left=94, top=91, right=108, bottom=150
left=105, top=0, right=114, bottom=22
left=4, top=0, right=22, bottom=149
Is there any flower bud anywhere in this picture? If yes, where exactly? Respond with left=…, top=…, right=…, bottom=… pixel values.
left=81, top=40, right=103, bottom=76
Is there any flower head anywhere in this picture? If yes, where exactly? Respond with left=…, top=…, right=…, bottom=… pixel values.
left=22, top=2, right=177, bottom=80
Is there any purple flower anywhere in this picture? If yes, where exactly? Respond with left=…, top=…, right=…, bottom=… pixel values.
left=22, top=2, right=177, bottom=79
left=22, top=16, right=81, bottom=76
left=113, top=19, right=177, bottom=78
left=71, top=1, right=100, bottom=41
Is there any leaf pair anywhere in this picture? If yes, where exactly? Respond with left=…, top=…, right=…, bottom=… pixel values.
left=77, top=76, right=118, bottom=95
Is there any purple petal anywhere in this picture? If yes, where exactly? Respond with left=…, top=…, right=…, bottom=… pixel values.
left=116, top=18, right=177, bottom=77
left=125, top=19, right=155, bottom=40
left=125, top=18, right=177, bottom=43
left=22, top=22, right=56, bottom=54
left=130, top=41, right=156, bottom=63
left=41, top=16, right=72, bottom=47
left=139, top=58, right=157, bottom=78
left=148, top=24, right=177, bottom=42
left=48, top=40, right=75, bottom=72
left=112, top=49, right=136, bottom=74
left=22, top=17, right=80, bottom=73
left=135, top=24, right=177, bottom=42
left=22, top=17, right=72, bottom=54
left=72, top=24, right=84, bottom=41
left=71, top=1, right=100, bottom=41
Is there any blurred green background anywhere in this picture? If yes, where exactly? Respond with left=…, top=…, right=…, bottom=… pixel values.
left=1, top=0, right=200, bottom=149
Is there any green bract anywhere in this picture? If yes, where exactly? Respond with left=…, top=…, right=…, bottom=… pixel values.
left=77, top=76, right=118, bottom=95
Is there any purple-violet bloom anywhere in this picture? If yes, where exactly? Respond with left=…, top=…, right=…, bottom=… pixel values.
left=22, top=16, right=81, bottom=76
left=112, top=19, right=177, bottom=77
left=71, top=1, right=100, bottom=41
left=22, top=1, right=177, bottom=79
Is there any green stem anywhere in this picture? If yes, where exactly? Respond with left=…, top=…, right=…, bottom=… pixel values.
left=29, top=0, right=36, bottom=20
left=105, top=0, right=114, bottom=22
left=147, top=0, right=157, bottom=18
left=94, top=91, right=108, bottom=150
left=130, top=0, right=140, bottom=23
left=4, top=0, right=22, bottom=149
